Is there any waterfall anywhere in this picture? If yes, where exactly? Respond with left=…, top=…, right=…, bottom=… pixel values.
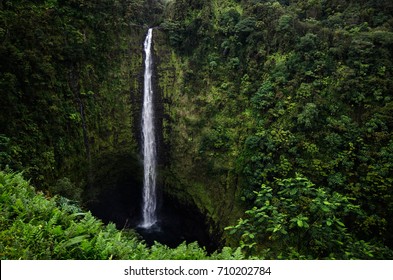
left=140, top=28, right=158, bottom=228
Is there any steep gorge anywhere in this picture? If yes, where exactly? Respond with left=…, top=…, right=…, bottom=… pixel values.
left=84, top=26, right=227, bottom=250
left=0, top=0, right=244, bottom=250
left=2, top=0, right=393, bottom=258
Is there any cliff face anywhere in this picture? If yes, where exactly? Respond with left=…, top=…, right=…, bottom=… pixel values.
left=152, top=29, right=243, bottom=240
left=55, top=24, right=148, bottom=207
left=82, top=25, right=146, bottom=225
left=0, top=0, right=149, bottom=210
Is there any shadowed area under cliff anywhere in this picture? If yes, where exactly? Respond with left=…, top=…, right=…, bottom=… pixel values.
left=84, top=151, right=220, bottom=252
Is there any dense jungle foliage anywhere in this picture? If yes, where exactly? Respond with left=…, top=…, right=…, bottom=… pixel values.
left=1, top=0, right=393, bottom=259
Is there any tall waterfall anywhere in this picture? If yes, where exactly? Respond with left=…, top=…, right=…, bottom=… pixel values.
left=140, top=28, right=157, bottom=228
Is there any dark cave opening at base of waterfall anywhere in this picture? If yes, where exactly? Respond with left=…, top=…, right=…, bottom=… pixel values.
left=134, top=194, right=221, bottom=254
left=86, top=169, right=221, bottom=254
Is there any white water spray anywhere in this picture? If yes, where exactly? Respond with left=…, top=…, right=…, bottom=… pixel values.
left=140, top=28, right=157, bottom=228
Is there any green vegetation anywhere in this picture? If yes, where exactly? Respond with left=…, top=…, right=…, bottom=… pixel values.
left=1, top=0, right=393, bottom=259
left=226, top=174, right=393, bottom=259
left=0, top=170, right=243, bottom=259
left=158, top=0, right=393, bottom=258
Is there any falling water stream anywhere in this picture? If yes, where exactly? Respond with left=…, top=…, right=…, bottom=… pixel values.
left=140, top=28, right=157, bottom=229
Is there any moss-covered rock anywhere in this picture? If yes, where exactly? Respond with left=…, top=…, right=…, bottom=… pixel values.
left=153, top=28, right=244, bottom=243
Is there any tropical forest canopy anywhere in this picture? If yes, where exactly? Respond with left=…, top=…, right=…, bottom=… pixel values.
left=1, top=0, right=393, bottom=259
